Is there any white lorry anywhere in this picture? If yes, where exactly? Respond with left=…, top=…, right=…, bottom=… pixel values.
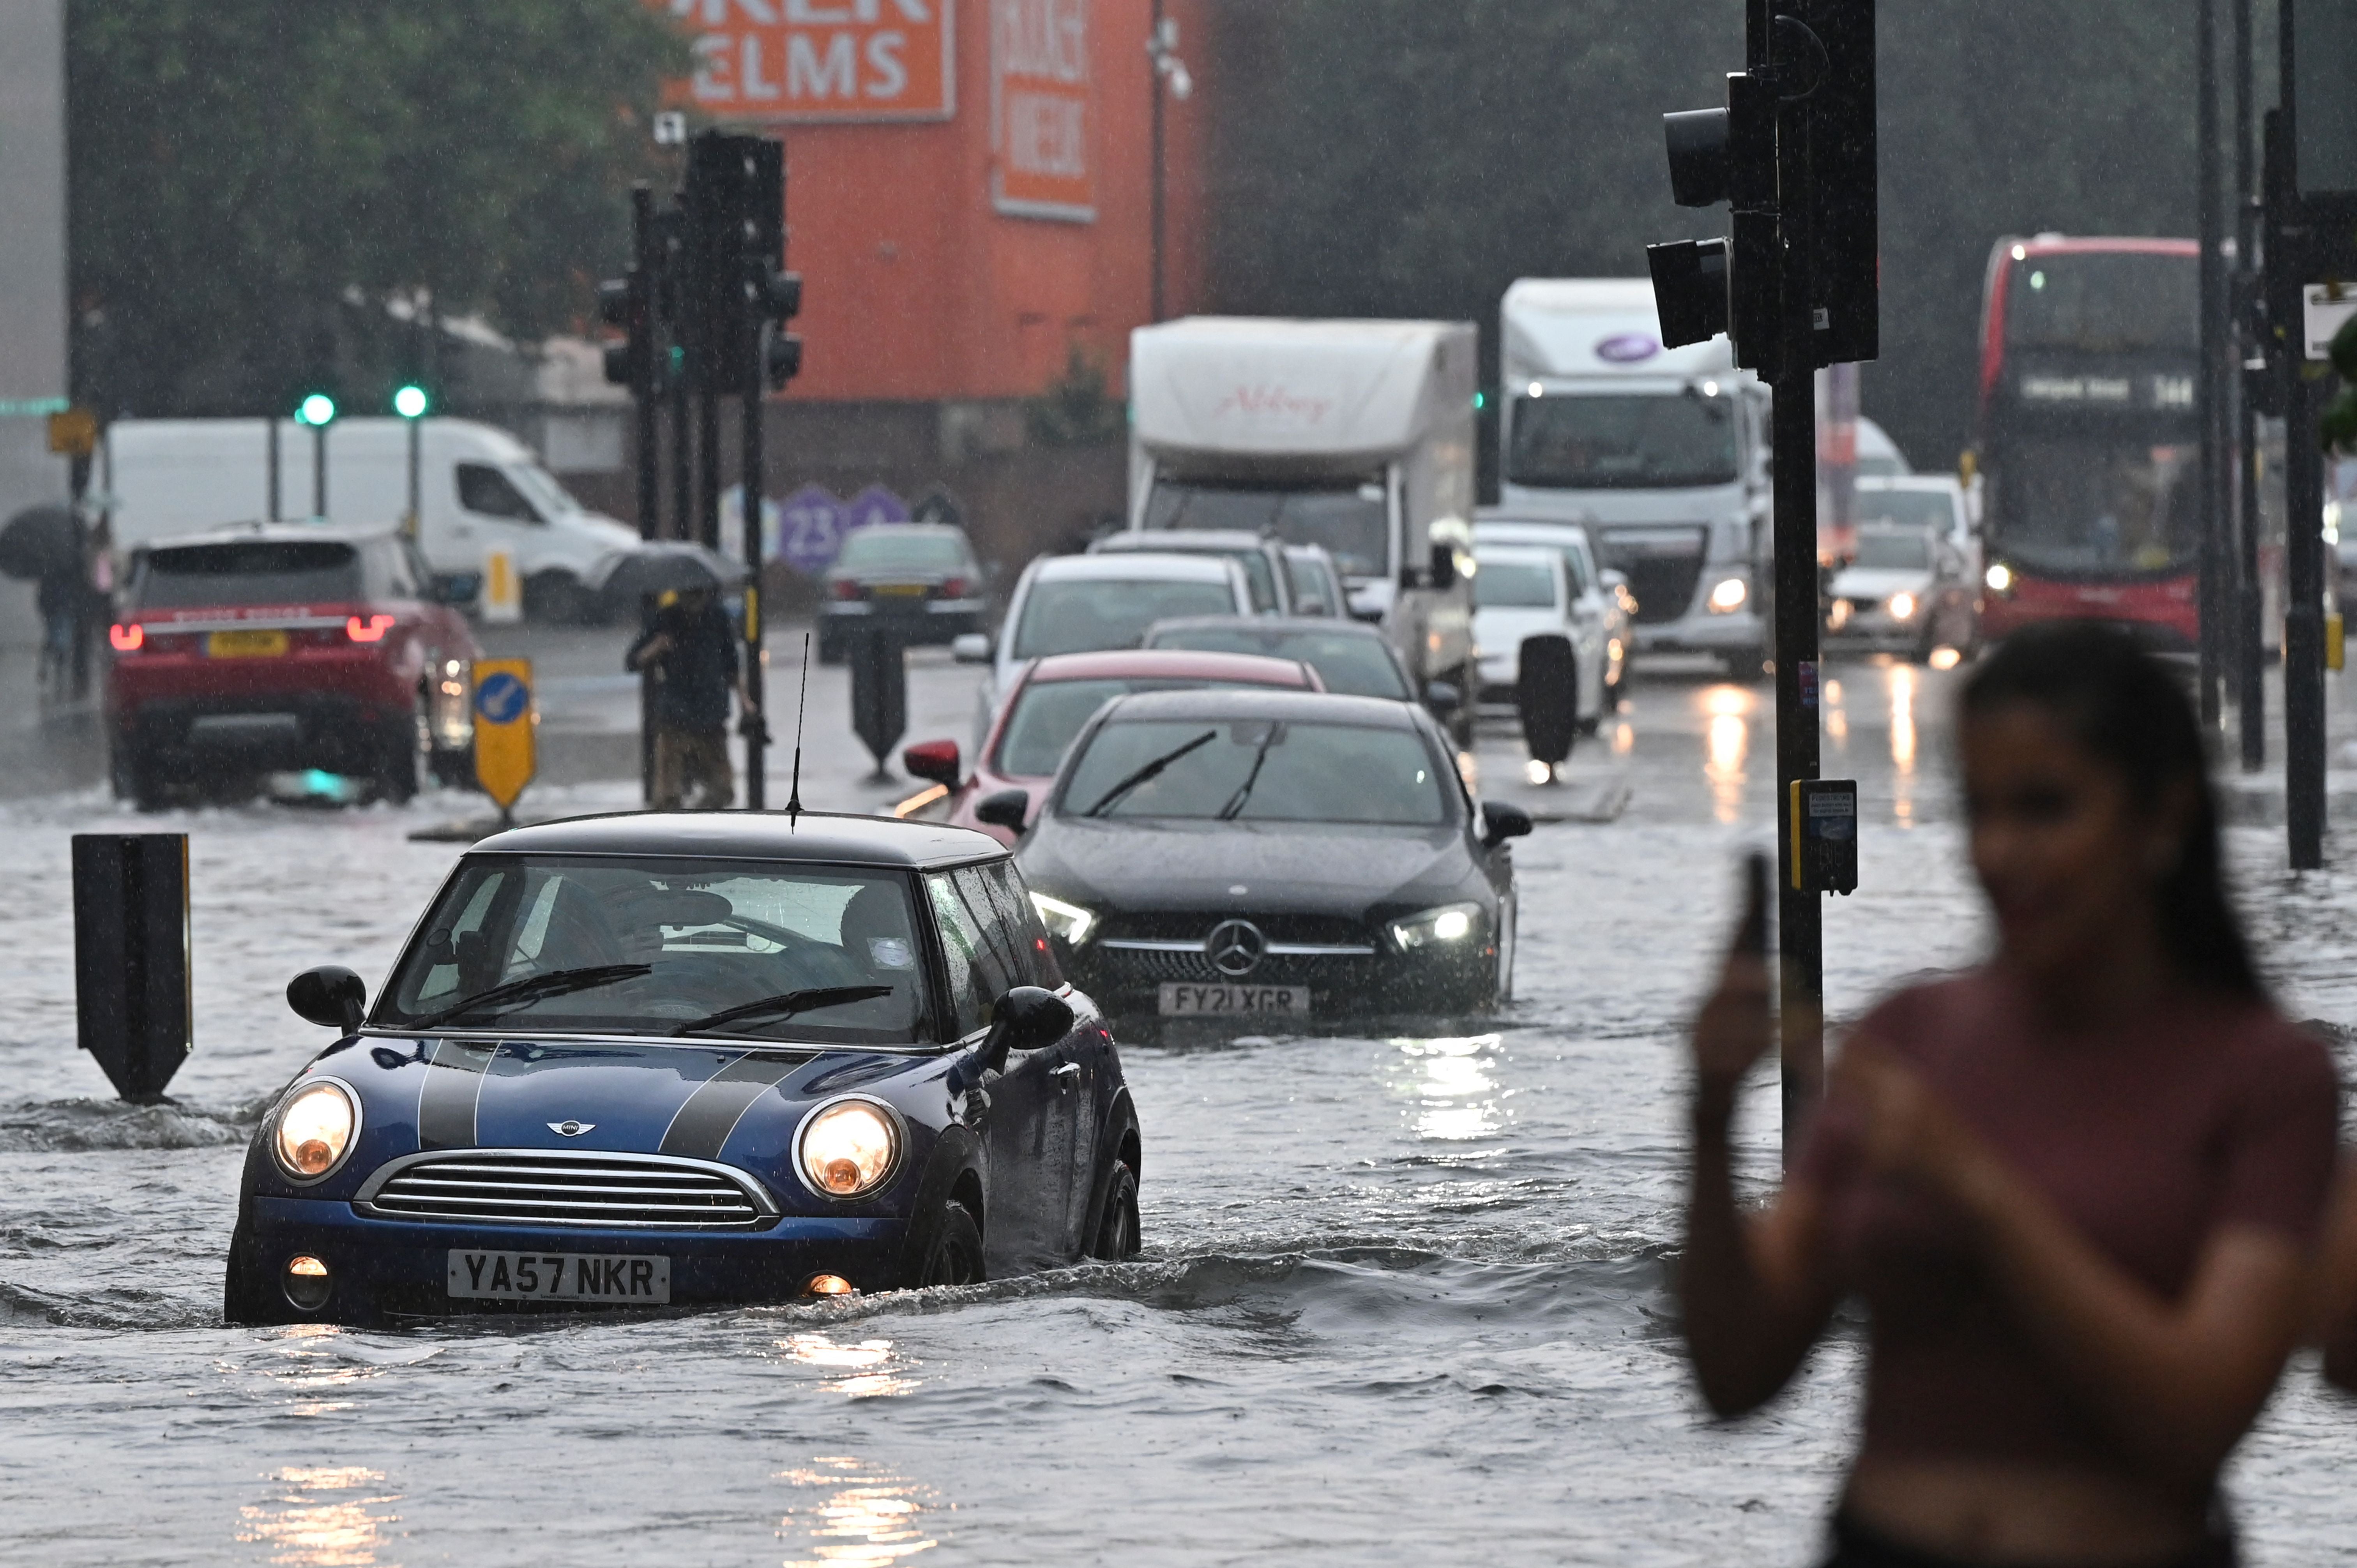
left=1499, top=278, right=1771, bottom=674
left=1127, top=316, right=1479, bottom=717
left=101, top=417, right=639, bottom=620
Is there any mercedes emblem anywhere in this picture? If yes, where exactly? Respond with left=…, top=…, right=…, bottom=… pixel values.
left=548, top=1120, right=596, bottom=1137
left=1204, top=918, right=1267, bottom=978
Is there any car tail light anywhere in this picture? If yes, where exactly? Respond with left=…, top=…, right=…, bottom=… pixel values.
left=830, top=579, right=862, bottom=602
left=109, top=623, right=144, bottom=653
left=345, top=613, right=395, bottom=643
left=940, top=577, right=968, bottom=599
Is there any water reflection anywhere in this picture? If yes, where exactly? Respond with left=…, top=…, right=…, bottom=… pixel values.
left=236, top=1466, right=401, bottom=1567
left=1888, top=663, right=1919, bottom=826
left=776, top=1456, right=940, bottom=1567
left=1700, top=685, right=1753, bottom=825
left=778, top=1333, right=919, bottom=1399
left=1392, top=1034, right=1504, bottom=1142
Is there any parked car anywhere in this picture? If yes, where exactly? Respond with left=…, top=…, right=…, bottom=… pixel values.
left=1139, top=615, right=1424, bottom=704
left=1012, top=688, right=1531, bottom=1026
left=958, top=552, right=1254, bottom=746
left=1281, top=544, right=1345, bottom=616
left=817, top=523, right=988, bottom=664
left=1470, top=544, right=1611, bottom=734
left=228, top=811, right=1142, bottom=1325
left=1825, top=522, right=1977, bottom=659
left=1090, top=529, right=1293, bottom=613
left=1474, top=514, right=1633, bottom=708
left=106, top=523, right=479, bottom=808
left=899, top=648, right=1324, bottom=844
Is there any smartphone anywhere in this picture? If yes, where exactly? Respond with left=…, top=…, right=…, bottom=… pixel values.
left=1733, top=851, right=1770, bottom=957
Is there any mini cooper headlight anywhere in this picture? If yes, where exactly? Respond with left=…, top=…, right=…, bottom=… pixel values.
left=797, top=1098, right=901, bottom=1199
left=272, top=1080, right=359, bottom=1182
left=1388, top=902, right=1485, bottom=953
left=1028, top=891, right=1097, bottom=946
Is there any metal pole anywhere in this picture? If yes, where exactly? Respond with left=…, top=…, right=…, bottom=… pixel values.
left=633, top=185, right=660, bottom=544
left=2271, top=71, right=2327, bottom=867
left=1772, top=21, right=1823, bottom=1154
left=668, top=195, right=691, bottom=543
left=265, top=417, right=280, bottom=522
left=311, top=422, right=327, bottom=518
left=741, top=254, right=769, bottom=812
left=2198, top=0, right=2226, bottom=726
left=1150, top=0, right=1167, bottom=323
left=405, top=416, right=421, bottom=538
left=2237, top=0, right=2265, bottom=770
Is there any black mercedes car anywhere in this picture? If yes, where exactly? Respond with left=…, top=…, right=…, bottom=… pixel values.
left=998, top=689, right=1530, bottom=1026
left=228, top=811, right=1140, bottom=1326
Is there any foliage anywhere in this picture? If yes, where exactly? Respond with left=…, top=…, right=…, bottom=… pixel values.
left=1027, top=346, right=1129, bottom=448
left=68, top=1, right=688, bottom=419
left=1205, top=0, right=2209, bottom=475
left=2324, top=315, right=2357, bottom=455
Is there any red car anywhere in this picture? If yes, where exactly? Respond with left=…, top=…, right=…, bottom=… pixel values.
left=896, top=649, right=1324, bottom=844
left=108, top=524, right=481, bottom=808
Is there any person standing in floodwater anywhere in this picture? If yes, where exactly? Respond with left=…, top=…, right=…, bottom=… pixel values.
left=1682, top=622, right=2341, bottom=1568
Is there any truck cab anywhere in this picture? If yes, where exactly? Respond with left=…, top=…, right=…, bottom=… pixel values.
left=1500, top=279, right=1769, bottom=675
left=1126, top=317, right=1479, bottom=735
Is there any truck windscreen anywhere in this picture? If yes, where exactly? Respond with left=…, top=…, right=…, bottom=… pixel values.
left=1508, top=392, right=1738, bottom=489
left=1144, top=484, right=1389, bottom=580
left=1991, top=438, right=2198, bottom=576
left=133, top=542, right=364, bottom=607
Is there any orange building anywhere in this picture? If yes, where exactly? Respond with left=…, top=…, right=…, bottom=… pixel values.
left=668, top=0, right=1209, bottom=404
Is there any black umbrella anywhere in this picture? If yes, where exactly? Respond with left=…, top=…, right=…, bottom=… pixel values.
left=0, top=505, right=83, bottom=583
left=588, top=541, right=751, bottom=607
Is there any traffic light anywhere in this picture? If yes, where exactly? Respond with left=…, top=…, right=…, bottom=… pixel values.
left=597, top=270, right=652, bottom=392
left=1648, top=66, right=1779, bottom=369
left=754, top=265, right=803, bottom=389
left=392, top=384, right=430, bottom=419
left=295, top=393, right=336, bottom=427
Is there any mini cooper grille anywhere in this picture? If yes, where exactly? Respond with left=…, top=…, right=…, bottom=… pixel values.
left=357, top=1151, right=776, bottom=1230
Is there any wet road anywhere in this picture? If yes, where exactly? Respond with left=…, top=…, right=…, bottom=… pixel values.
left=4, top=653, right=2356, bottom=1565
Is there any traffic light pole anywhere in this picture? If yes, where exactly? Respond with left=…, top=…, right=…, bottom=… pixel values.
left=2236, top=0, right=2266, bottom=772
left=1770, top=28, right=1825, bottom=1151
left=2198, top=0, right=2228, bottom=729
left=631, top=185, right=660, bottom=544
left=2266, top=101, right=2328, bottom=869
left=741, top=264, right=769, bottom=811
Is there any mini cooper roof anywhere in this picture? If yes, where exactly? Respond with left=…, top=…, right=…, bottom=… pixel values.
left=469, top=810, right=1009, bottom=869
left=1091, top=686, right=1428, bottom=729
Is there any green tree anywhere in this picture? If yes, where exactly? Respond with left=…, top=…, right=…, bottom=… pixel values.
left=1204, top=0, right=2206, bottom=476
left=68, top=1, right=688, bottom=419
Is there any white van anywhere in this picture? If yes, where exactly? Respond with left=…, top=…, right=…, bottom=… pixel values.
left=103, top=417, right=640, bottom=620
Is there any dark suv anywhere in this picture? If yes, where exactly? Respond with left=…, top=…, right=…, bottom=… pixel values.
left=107, top=525, right=481, bottom=807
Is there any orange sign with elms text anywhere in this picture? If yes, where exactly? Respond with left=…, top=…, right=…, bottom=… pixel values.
left=668, top=0, right=955, bottom=124
left=991, top=0, right=1094, bottom=220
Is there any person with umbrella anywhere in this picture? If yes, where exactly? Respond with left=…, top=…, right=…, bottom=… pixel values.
left=0, top=505, right=88, bottom=703
left=625, top=572, right=758, bottom=811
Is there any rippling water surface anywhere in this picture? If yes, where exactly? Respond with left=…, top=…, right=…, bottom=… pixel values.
left=5, top=680, right=2357, bottom=1563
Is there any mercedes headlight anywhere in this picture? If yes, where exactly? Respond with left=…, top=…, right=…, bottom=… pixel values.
left=1887, top=591, right=1919, bottom=622
left=796, top=1098, right=902, bottom=1199
left=1706, top=576, right=1749, bottom=614
left=1388, top=902, right=1485, bottom=952
left=272, top=1080, right=359, bottom=1183
left=1029, top=891, right=1097, bottom=946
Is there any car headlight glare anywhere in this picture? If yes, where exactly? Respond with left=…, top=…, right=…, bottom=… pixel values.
left=1707, top=576, right=1748, bottom=613
left=272, top=1081, right=358, bottom=1182
left=1888, top=591, right=1918, bottom=622
left=1029, top=891, right=1096, bottom=946
left=1388, top=902, right=1484, bottom=952
left=1985, top=562, right=2014, bottom=595
left=797, top=1098, right=901, bottom=1199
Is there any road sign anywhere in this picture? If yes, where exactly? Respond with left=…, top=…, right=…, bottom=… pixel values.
left=47, top=406, right=97, bottom=458
left=2305, top=284, right=2357, bottom=360
left=992, top=0, right=1096, bottom=219
left=473, top=660, right=536, bottom=816
left=674, top=0, right=954, bottom=124
left=843, top=484, right=912, bottom=533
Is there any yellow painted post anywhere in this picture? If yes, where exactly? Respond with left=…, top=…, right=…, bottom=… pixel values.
left=471, top=659, right=537, bottom=826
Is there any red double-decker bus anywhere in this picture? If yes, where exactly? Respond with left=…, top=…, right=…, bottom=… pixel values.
left=1974, top=236, right=2202, bottom=649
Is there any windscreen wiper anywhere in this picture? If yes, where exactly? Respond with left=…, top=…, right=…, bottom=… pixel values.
left=1216, top=724, right=1282, bottom=820
left=682, top=985, right=895, bottom=1035
left=1083, top=729, right=1218, bottom=817
left=412, top=963, right=652, bottom=1029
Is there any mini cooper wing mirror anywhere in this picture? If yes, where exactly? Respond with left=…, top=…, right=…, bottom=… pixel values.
left=903, top=738, right=961, bottom=788
left=1424, top=679, right=1462, bottom=714
left=975, top=788, right=1030, bottom=832
left=288, top=965, right=367, bottom=1031
left=979, top=986, right=1076, bottom=1075
left=951, top=632, right=993, bottom=664
left=1480, top=800, right=1535, bottom=849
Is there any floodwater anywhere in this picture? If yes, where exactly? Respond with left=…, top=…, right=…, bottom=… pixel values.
left=5, top=662, right=2357, bottom=1565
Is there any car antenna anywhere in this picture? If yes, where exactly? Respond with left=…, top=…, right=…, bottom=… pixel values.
left=785, top=630, right=809, bottom=828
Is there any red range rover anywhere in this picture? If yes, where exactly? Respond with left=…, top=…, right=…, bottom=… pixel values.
left=107, top=525, right=481, bottom=808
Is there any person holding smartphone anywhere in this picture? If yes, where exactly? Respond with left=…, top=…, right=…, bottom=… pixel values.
left=1684, top=622, right=2340, bottom=1568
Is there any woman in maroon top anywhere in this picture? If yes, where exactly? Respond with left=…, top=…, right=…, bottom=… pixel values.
left=1684, top=623, right=2341, bottom=1568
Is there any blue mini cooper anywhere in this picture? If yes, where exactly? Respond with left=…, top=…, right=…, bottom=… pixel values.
left=226, top=812, right=1143, bottom=1325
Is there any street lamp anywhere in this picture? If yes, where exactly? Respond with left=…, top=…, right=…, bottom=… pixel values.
left=1147, top=8, right=1193, bottom=324
left=393, top=385, right=430, bottom=537
left=293, top=394, right=336, bottom=517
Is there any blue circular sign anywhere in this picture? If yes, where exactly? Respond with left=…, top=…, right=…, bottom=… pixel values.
left=475, top=671, right=529, bottom=724
left=1595, top=333, right=1661, bottom=364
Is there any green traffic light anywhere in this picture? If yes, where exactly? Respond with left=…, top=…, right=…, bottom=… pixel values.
left=295, top=393, right=337, bottom=427
left=393, top=385, right=430, bottom=419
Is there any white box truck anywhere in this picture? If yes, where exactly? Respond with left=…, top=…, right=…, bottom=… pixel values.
left=102, top=417, right=640, bottom=620
left=1127, top=316, right=1479, bottom=713
left=1499, top=279, right=1770, bottom=673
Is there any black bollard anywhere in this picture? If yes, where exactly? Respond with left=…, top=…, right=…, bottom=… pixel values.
left=72, top=833, right=193, bottom=1102
left=848, top=627, right=908, bottom=783
left=1515, top=634, right=1580, bottom=774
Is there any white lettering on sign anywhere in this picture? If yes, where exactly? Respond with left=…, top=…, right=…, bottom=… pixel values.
left=789, top=32, right=857, bottom=97
left=991, top=0, right=1093, bottom=218
left=666, top=0, right=951, bottom=122
left=1007, top=92, right=1087, bottom=178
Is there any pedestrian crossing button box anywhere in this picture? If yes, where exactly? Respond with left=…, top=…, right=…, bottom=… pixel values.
left=1790, top=779, right=1859, bottom=895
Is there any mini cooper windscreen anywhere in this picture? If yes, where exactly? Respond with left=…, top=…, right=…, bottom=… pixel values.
left=376, top=857, right=932, bottom=1043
